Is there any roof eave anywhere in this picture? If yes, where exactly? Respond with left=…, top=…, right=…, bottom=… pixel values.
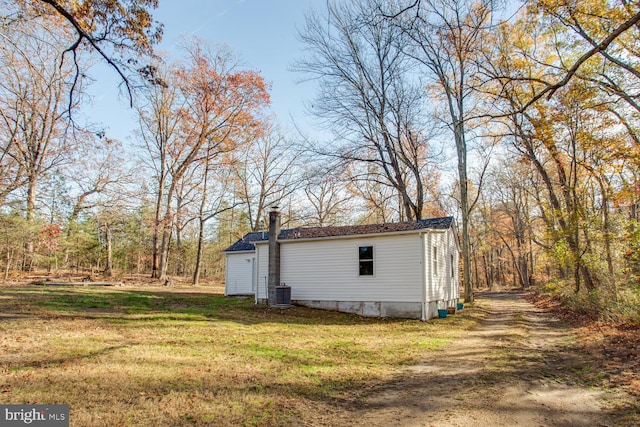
left=259, top=226, right=450, bottom=244
left=224, top=249, right=257, bottom=254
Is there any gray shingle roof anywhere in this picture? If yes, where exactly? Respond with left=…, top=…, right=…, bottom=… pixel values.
left=223, top=231, right=269, bottom=252
left=280, top=216, right=453, bottom=240
left=224, top=216, right=454, bottom=252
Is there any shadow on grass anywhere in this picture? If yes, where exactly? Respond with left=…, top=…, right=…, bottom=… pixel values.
left=8, top=345, right=130, bottom=372
left=4, top=289, right=635, bottom=425
left=335, top=292, right=640, bottom=426
left=0, top=286, right=428, bottom=327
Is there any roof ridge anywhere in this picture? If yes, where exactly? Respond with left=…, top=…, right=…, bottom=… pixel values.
left=224, top=216, right=454, bottom=252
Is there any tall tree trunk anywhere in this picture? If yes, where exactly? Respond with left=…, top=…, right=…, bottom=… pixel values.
left=517, top=119, right=596, bottom=292
left=4, top=248, right=12, bottom=280
left=482, top=254, right=490, bottom=290
left=193, top=154, right=211, bottom=285
left=597, top=177, right=615, bottom=285
left=456, top=122, right=473, bottom=302
left=158, top=226, right=171, bottom=281
left=24, top=175, right=37, bottom=272
left=193, top=218, right=205, bottom=285
left=158, top=178, right=177, bottom=282
left=175, top=196, right=184, bottom=277
left=151, top=180, right=165, bottom=279
left=472, top=245, right=480, bottom=289
left=103, top=223, right=113, bottom=277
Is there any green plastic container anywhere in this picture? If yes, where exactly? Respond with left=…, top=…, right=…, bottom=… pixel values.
left=457, top=303, right=464, bottom=310
left=437, top=309, right=448, bottom=318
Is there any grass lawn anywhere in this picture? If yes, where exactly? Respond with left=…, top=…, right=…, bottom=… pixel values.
left=0, top=284, right=481, bottom=426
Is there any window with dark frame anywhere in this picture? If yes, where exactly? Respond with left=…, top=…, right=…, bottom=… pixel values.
left=451, top=254, right=455, bottom=278
left=359, top=246, right=374, bottom=276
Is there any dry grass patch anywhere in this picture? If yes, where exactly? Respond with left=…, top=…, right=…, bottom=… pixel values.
left=0, top=284, right=480, bottom=426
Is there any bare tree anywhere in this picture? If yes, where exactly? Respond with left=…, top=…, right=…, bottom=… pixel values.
left=302, top=166, right=351, bottom=226
left=136, top=60, right=183, bottom=279
left=295, top=0, right=437, bottom=221
left=486, top=158, right=538, bottom=289
left=62, top=137, right=130, bottom=268
left=388, top=0, right=495, bottom=302
left=192, top=161, right=240, bottom=285
left=234, top=124, right=301, bottom=231
left=0, top=16, right=88, bottom=269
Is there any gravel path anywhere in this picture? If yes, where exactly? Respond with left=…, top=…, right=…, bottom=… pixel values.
left=342, top=291, right=630, bottom=427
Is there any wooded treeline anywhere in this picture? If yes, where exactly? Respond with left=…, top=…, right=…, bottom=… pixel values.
left=1, top=1, right=638, bottom=318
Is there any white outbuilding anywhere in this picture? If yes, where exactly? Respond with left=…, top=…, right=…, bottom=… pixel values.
left=224, top=211, right=460, bottom=320
left=223, top=231, right=267, bottom=296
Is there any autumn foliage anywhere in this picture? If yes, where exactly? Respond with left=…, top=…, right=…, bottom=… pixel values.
left=0, top=0, right=639, bottom=326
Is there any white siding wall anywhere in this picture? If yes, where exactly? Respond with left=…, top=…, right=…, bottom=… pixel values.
left=254, top=228, right=459, bottom=317
left=268, top=233, right=424, bottom=302
left=424, top=229, right=460, bottom=305
left=447, top=228, right=460, bottom=301
left=224, top=252, right=255, bottom=295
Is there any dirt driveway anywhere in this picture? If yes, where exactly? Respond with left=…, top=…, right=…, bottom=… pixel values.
left=335, top=291, right=635, bottom=427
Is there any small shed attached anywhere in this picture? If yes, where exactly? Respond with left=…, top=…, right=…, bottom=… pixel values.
left=223, top=231, right=267, bottom=296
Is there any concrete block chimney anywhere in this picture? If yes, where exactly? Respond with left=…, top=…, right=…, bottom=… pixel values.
left=267, top=206, right=281, bottom=306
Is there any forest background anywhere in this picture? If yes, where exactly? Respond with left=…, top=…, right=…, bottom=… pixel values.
left=1, top=0, right=639, bottom=321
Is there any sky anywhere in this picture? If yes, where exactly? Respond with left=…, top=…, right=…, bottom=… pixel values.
left=84, top=0, right=324, bottom=144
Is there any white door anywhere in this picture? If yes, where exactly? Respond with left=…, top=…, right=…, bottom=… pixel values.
left=251, top=257, right=256, bottom=293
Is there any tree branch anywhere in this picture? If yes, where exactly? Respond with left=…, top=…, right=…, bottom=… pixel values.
left=520, top=9, right=640, bottom=112
left=38, top=0, right=135, bottom=106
